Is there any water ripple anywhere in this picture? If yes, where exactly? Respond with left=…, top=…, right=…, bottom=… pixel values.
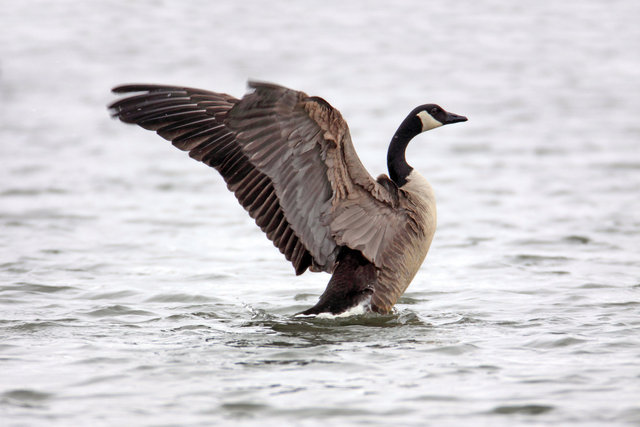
left=1, top=389, right=53, bottom=408
left=83, top=305, right=156, bottom=318
left=144, top=293, right=216, bottom=303
left=1, top=282, right=77, bottom=294
left=490, top=404, right=554, bottom=415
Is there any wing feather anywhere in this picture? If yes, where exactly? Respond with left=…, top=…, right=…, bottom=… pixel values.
left=109, top=84, right=314, bottom=275
left=225, top=82, right=413, bottom=279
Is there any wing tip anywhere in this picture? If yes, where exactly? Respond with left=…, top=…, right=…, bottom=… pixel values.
left=108, top=84, right=188, bottom=117
left=112, top=84, right=147, bottom=94
left=247, top=80, right=284, bottom=90
left=108, top=84, right=158, bottom=115
left=111, top=83, right=179, bottom=94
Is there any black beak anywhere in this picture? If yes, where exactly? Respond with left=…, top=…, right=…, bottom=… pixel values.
left=444, top=112, right=468, bottom=125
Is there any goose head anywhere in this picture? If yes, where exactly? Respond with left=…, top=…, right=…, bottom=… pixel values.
left=413, top=104, right=468, bottom=132
left=387, top=104, right=467, bottom=186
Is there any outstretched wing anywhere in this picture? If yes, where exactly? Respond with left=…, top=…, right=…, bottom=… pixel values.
left=109, top=81, right=411, bottom=283
left=110, top=84, right=314, bottom=275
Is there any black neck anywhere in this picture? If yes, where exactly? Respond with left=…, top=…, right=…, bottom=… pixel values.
left=387, top=114, right=422, bottom=186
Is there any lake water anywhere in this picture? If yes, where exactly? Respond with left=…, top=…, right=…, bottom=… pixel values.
left=1, top=1, right=639, bottom=425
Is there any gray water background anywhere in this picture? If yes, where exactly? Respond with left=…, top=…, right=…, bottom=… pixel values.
left=1, top=0, right=639, bottom=425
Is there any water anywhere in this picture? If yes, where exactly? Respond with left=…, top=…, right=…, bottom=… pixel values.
left=1, top=0, right=640, bottom=425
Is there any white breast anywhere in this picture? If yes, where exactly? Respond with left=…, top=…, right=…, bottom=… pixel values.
left=380, top=168, right=437, bottom=305
left=402, top=169, right=437, bottom=238
left=402, top=170, right=436, bottom=209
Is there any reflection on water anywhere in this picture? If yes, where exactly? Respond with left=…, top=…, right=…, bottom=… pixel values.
left=2, top=0, right=640, bottom=425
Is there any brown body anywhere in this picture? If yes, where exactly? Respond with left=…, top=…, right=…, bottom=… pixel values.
left=109, top=82, right=464, bottom=314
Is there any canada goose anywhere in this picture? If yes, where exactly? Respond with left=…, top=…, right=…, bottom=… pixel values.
left=109, top=81, right=467, bottom=315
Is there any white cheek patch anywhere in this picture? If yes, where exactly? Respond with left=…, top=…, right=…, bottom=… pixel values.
left=417, top=111, right=443, bottom=131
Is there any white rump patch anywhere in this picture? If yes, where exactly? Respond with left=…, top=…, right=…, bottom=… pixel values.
left=304, top=294, right=372, bottom=319
left=417, top=110, right=443, bottom=132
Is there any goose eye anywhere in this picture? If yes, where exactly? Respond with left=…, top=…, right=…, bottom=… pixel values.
left=430, top=107, right=438, bottom=115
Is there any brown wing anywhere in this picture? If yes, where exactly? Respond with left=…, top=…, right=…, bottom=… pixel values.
left=109, top=84, right=315, bottom=274
left=227, top=82, right=412, bottom=272
left=109, top=82, right=412, bottom=288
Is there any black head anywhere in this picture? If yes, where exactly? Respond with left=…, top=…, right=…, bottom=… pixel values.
left=411, top=104, right=468, bottom=132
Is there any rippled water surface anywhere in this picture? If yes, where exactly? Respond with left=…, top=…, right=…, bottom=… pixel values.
left=2, top=1, right=640, bottom=425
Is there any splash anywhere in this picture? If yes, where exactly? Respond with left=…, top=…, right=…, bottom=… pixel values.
left=303, top=295, right=373, bottom=319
